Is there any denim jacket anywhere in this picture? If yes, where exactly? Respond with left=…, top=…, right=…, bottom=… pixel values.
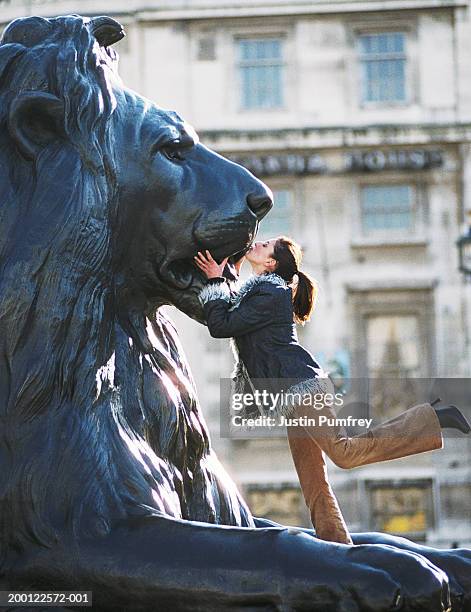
left=198, top=272, right=331, bottom=419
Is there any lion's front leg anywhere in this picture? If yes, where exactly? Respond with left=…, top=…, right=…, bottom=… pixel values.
left=8, top=515, right=450, bottom=612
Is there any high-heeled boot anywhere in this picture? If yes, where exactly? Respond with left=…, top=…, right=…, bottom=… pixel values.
left=433, top=403, right=471, bottom=434
left=431, top=397, right=471, bottom=433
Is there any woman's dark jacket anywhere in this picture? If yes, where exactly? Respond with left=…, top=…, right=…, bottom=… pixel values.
left=198, top=272, right=331, bottom=418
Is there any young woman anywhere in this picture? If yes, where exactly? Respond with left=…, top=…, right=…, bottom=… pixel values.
left=194, top=236, right=471, bottom=545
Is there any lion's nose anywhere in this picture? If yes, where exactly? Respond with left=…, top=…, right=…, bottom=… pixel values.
left=247, top=191, right=273, bottom=221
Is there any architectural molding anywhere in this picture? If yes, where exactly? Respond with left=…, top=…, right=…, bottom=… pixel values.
left=345, top=278, right=439, bottom=291
left=0, top=0, right=467, bottom=26
left=200, top=123, right=471, bottom=151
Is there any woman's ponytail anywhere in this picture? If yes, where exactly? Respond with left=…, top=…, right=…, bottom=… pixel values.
left=272, top=235, right=318, bottom=325
left=292, top=269, right=317, bottom=325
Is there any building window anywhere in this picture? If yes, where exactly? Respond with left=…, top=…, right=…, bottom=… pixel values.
left=258, top=189, right=293, bottom=238
left=358, top=32, right=406, bottom=104
left=367, top=479, right=434, bottom=542
left=237, top=38, right=284, bottom=110
left=361, top=184, right=413, bottom=233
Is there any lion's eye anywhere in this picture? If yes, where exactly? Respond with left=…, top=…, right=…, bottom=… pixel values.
left=162, top=146, right=185, bottom=161
left=160, top=139, right=188, bottom=161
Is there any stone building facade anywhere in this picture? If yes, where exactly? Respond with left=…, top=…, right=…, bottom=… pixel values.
left=2, top=0, right=471, bottom=545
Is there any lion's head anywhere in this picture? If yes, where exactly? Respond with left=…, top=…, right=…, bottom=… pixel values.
left=0, top=14, right=271, bottom=324
left=0, top=14, right=267, bottom=554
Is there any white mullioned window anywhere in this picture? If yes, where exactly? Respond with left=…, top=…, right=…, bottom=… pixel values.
left=360, top=184, right=414, bottom=233
left=237, top=38, right=284, bottom=110
left=358, top=32, right=407, bottom=104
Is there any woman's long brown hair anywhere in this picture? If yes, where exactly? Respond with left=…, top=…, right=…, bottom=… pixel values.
left=271, top=236, right=318, bottom=324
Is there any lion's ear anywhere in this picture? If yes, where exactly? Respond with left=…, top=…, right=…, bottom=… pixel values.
left=8, top=91, right=65, bottom=161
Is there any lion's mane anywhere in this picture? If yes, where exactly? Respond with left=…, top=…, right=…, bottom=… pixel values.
left=0, top=15, right=252, bottom=567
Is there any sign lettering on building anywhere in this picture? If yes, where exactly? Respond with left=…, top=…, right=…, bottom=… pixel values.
left=228, top=153, right=327, bottom=176
left=345, top=149, right=443, bottom=172
left=228, top=149, right=443, bottom=177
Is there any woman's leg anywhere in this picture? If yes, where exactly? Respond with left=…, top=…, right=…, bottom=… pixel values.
left=291, top=398, right=443, bottom=470
left=286, top=424, right=353, bottom=545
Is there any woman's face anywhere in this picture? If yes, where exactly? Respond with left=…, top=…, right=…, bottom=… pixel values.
left=245, top=237, right=278, bottom=269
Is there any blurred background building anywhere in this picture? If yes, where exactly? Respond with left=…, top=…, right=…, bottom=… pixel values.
left=2, top=0, right=471, bottom=546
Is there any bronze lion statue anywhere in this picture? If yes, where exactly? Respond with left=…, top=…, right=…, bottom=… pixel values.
left=0, top=14, right=470, bottom=611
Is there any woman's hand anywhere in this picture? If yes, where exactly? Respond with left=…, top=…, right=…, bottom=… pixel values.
left=194, top=250, right=229, bottom=279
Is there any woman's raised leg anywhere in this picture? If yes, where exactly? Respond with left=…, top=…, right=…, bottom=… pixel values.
left=294, top=396, right=443, bottom=469
left=291, top=398, right=443, bottom=470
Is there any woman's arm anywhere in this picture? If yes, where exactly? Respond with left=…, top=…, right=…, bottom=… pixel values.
left=198, top=279, right=275, bottom=338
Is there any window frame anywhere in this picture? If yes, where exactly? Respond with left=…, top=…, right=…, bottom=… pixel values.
left=357, top=31, right=408, bottom=106
left=351, top=178, right=429, bottom=247
left=236, top=37, right=285, bottom=111
left=360, top=183, right=415, bottom=235
left=348, top=18, right=418, bottom=111
left=233, top=30, right=289, bottom=113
